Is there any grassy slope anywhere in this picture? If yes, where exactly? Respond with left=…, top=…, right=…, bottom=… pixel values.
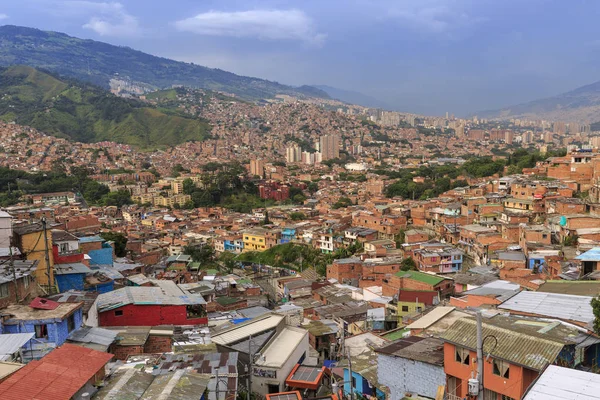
left=0, top=65, right=210, bottom=148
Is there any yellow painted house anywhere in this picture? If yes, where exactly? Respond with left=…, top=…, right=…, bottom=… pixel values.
left=13, top=222, right=55, bottom=286
left=243, top=229, right=267, bottom=252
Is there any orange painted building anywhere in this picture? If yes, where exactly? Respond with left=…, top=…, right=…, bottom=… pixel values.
left=441, top=318, right=565, bottom=400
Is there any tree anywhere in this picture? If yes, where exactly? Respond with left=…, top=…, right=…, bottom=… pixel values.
left=182, top=178, right=196, bottom=195
left=219, top=252, right=237, bottom=273
left=292, top=193, right=307, bottom=204
left=592, top=296, right=600, bottom=334
left=394, top=230, right=406, bottom=247
left=100, top=231, right=128, bottom=257
left=401, top=257, right=417, bottom=271
left=290, top=212, right=306, bottom=221
left=183, top=244, right=215, bottom=264
left=332, top=197, right=353, bottom=209
left=82, top=181, right=110, bottom=204
left=100, top=189, right=133, bottom=207
left=263, top=210, right=270, bottom=225
left=70, top=166, right=93, bottom=192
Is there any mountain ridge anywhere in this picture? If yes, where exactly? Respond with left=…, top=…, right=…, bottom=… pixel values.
left=475, top=80, right=600, bottom=123
left=0, top=25, right=330, bottom=101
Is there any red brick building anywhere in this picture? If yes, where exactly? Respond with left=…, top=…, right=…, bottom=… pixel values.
left=97, top=286, right=207, bottom=327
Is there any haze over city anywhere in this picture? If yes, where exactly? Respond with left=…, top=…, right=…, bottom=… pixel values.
left=2, top=0, right=600, bottom=115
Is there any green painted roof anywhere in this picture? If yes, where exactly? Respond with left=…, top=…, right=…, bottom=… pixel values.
left=381, top=328, right=408, bottom=341
left=215, top=296, right=241, bottom=305
left=395, top=270, right=446, bottom=286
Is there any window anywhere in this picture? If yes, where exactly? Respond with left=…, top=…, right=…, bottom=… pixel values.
left=35, top=324, right=48, bottom=339
left=0, top=283, right=9, bottom=298
left=23, top=275, right=30, bottom=288
left=416, top=306, right=423, bottom=312
left=114, top=310, right=123, bottom=316
left=501, top=396, right=515, bottom=400
left=493, top=359, right=510, bottom=378
left=59, top=243, right=69, bottom=254
left=401, top=305, right=409, bottom=312
left=455, top=347, right=470, bottom=365
left=351, top=376, right=357, bottom=388
left=67, top=314, right=76, bottom=332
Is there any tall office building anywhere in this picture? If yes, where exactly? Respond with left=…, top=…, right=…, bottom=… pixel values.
left=286, top=145, right=302, bottom=163
left=249, top=159, right=265, bottom=177
left=553, top=121, right=566, bottom=135
left=319, top=134, right=340, bottom=160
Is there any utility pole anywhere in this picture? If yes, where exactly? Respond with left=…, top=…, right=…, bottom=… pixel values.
left=346, top=347, right=355, bottom=400
left=216, top=370, right=220, bottom=400
left=247, top=335, right=253, bottom=400
left=476, top=311, right=484, bottom=400
left=41, top=217, right=52, bottom=291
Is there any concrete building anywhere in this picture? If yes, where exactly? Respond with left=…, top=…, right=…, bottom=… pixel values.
left=319, top=135, right=340, bottom=160
left=376, top=337, right=446, bottom=399
left=0, top=211, right=12, bottom=249
left=252, top=326, right=309, bottom=396
left=250, top=159, right=265, bottom=177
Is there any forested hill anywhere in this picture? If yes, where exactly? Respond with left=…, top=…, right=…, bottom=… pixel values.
left=0, top=65, right=211, bottom=148
left=0, top=25, right=329, bottom=101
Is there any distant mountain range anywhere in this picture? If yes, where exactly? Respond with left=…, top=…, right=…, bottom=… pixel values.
left=313, top=85, right=392, bottom=109
left=0, top=65, right=210, bottom=148
left=0, top=25, right=330, bottom=101
left=476, top=80, right=600, bottom=123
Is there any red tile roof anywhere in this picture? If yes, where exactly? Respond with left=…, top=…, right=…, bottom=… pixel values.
left=0, top=343, right=113, bottom=400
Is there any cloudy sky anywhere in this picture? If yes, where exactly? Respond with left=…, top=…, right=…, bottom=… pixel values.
left=2, top=0, right=600, bottom=115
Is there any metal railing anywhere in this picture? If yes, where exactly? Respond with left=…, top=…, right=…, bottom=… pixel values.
left=446, top=394, right=462, bottom=400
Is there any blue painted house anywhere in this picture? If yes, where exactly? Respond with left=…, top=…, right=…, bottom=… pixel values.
left=1, top=298, right=83, bottom=360
left=224, top=236, right=244, bottom=253
left=281, top=228, right=297, bottom=244
left=54, top=263, right=93, bottom=293
left=80, top=236, right=114, bottom=266
left=342, top=333, right=387, bottom=400
left=527, top=250, right=561, bottom=274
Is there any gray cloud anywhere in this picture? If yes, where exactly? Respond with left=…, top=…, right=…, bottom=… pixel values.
left=175, top=9, right=325, bottom=46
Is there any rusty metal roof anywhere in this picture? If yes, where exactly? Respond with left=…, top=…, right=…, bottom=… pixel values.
left=440, top=318, right=565, bottom=371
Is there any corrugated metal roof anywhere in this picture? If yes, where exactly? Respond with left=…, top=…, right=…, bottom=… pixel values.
left=97, top=286, right=206, bottom=312
left=499, top=291, right=593, bottom=325
left=406, top=306, right=455, bottom=330
left=212, top=314, right=284, bottom=345
left=576, top=247, right=600, bottom=261
left=0, top=333, right=34, bottom=361
left=54, top=263, right=92, bottom=275
left=523, top=365, right=600, bottom=399
left=141, top=370, right=210, bottom=400
left=440, top=318, right=564, bottom=371
left=67, top=327, right=117, bottom=347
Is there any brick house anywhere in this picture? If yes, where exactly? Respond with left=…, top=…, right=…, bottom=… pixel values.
left=382, top=270, right=454, bottom=298
left=97, top=285, right=207, bottom=327
left=0, top=260, right=39, bottom=309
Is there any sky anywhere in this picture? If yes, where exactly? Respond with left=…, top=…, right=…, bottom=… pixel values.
left=2, top=0, right=600, bottom=116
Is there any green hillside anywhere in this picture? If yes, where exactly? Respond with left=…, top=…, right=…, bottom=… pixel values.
left=0, top=25, right=330, bottom=101
left=0, top=65, right=210, bottom=148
